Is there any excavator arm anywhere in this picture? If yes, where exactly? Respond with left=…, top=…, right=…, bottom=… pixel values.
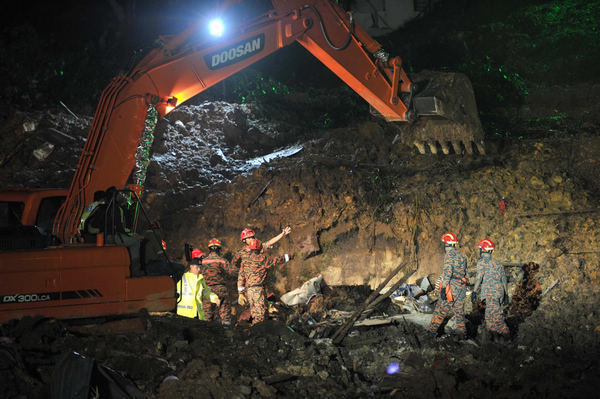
left=53, top=0, right=482, bottom=244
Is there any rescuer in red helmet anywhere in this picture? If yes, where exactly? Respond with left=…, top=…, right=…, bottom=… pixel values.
left=199, top=238, right=238, bottom=325
left=472, top=238, right=510, bottom=342
left=232, top=226, right=291, bottom=268
left=232, top=226, right=291, bottom=323
left=426, top=232, right=469, bottom=339
left=237, top=239, right=291, bottom=325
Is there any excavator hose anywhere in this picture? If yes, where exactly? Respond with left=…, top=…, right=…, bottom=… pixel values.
left=302, top=4, right=354, bottom=51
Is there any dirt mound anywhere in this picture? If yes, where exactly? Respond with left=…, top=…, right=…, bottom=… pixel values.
left=1, top=289, right=598, bottom=399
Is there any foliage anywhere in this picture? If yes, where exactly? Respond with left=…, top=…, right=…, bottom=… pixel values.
left=386, top=0, right=600, bottom=130
left=468, top=0, right=600, bottom=85
left=228, top=70, right=291, bottom=104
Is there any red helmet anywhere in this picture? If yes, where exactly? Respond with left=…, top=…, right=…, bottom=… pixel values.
left=248, top=239, right=262, bottom=250
left=208, top=238, right=221, bottom=249
left=240, top=228, right=255, bottom=241
left=478, top=238, right=495, bottom=252
left=441, top=232, right=458, bottom=245
left=191, top=248, right=204, bottom=259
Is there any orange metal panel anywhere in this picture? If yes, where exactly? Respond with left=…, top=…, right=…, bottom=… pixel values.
left=0, top=189, right=67, bottom=225
left=0, top=245, right=175, bottom=322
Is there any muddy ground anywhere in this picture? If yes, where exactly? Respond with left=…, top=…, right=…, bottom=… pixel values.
left=0, top=277, right=598, bottom=399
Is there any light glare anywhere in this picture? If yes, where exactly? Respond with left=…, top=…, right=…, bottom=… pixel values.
left=209, top=18, right=224, bottom=37
left=386, top=362, right=400, bottom=375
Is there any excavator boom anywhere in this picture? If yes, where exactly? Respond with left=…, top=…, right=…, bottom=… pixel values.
left=52, top=0, right=441, bottom=244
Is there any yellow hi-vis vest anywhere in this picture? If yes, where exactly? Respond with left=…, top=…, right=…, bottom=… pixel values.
left=176, top=272, right=218, bottom=319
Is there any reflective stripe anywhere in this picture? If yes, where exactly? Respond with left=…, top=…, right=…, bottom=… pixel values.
left=177, top=305, right=193, bottom=309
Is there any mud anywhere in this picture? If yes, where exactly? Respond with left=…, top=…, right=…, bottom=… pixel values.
left=1, top=281, right=598, bottom=399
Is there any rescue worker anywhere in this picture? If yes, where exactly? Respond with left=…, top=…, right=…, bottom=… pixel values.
left=237, top=239, right=291, bottom=325
left=427, top=232, right=469, bottom=339
left=200, top=238, right=238, bottom=325
left=472, top=238, right=510, bottom=341
left=232, top=226, right=292, bottom=268
left=176, top=249, right=220, bottom=320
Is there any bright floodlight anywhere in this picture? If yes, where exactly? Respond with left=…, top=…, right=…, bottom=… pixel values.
left=209, top=18, right=224, bottom=37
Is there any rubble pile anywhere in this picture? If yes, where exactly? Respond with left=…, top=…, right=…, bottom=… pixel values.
left=1, top=276, right=598, bottom=399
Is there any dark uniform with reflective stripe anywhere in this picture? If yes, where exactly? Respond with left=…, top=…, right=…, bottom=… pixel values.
left=200, top=252, right=238, bottom=323
left=237, top=251, right=284, bottom=325
left=427, top=247, right=469, bottom=336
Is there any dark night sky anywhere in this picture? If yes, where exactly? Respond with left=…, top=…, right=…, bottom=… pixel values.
left=1, top=0, right=315, bottom=112
left=4, top=1, right=275, bottom=47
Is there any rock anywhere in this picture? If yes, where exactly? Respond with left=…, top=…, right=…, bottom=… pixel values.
left=32, top=142, right=54, bottom=161
left=253, top=379, right=277, bottom=397
left=529, top=176, right=546, bottom=188
left=239, top=385, right=252, bottom=395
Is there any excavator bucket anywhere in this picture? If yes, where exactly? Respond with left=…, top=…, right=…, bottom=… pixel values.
left=388, top=70, right=486, bottom=155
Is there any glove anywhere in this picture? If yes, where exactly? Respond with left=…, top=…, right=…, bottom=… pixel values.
left=471, top=292, right=478, bottom=304
left=440, top=286, right=447, bottom=301
left=238, top=293, right=247, bottom=306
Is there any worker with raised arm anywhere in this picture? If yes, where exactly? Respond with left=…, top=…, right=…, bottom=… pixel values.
left=200, top=238, right=238, bottom=325
left=176, top=249, right=220, bottom=320
left=237, top=239, right=291, bottom=325
left=232, top=226, right=291, bottom=268
left=427, top=232, right=469, bottom=339
left=472, top=238, right=510, bottom=342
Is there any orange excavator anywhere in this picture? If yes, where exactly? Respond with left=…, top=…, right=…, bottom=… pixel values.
left=0, top=0, right=483, bottom=322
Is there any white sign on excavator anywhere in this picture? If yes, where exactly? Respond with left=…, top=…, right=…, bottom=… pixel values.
left=205, top=34, right=264, bottom=69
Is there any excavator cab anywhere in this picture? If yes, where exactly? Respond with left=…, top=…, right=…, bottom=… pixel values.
left=0, top=188, right=179, bottom=323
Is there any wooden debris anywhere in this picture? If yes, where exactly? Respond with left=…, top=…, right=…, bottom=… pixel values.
left=542, top=279, right=560, bottom=296
left=248, top=178, right=273, bottom=208
left=363, top=268, right=417, bottom=318
left=59, top=101, right=79, bottom=120
left=331, top=263, right=414, bottom=345
left=48, top=127, right=77, bottom=141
